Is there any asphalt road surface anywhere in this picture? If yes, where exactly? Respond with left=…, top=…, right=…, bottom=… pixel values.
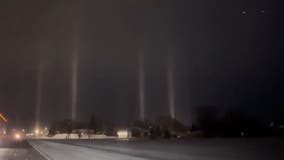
left=0, top=138, right=45, bottom=160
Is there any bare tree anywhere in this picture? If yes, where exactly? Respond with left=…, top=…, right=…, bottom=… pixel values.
left=88, top=114, right=97, bottom=139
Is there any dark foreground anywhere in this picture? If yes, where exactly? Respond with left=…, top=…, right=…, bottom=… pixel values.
left=0, top=138, right=45, bottom=160
left=29, top=138, right=284, bottom=160
left=1, top=137, right=284, bottom=160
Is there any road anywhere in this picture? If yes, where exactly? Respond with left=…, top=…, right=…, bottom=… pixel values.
left=0, top=138, right=45, bottom=160
left=2, top=138, right=284, bottom=160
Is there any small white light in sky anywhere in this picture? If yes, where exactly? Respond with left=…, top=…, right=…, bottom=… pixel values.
left=260, top=10, right=265, bottom=13
left=242, top=10, right=247, bottom=15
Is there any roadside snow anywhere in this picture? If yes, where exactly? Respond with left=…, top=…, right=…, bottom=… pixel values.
left=37, top=134, right=117, bottom=140
left=28, top=139, right=284, bottom=160
left=29, top=140, right=147, bottom=160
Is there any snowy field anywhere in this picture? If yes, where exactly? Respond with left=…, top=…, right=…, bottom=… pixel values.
left=36, top=133, right=117, bottom=140
left=28, top=138, right=284, bottom=160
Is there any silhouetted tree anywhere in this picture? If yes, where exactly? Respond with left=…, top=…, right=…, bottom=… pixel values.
left=66, top=120, right=73, bottom=139
left=156, top=116, right=188, bottom=133
left=87, top=114, right=97, bottom=139
left=195, top=105, right=218, bottom=137
left=49, top=119, right=73, bottom=137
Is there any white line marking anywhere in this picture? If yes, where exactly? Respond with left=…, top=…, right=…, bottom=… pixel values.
left=28, top=141, right=53, bottom=160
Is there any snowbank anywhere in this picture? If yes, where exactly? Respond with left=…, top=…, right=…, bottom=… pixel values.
left=36, top=134, right=117, bottom=140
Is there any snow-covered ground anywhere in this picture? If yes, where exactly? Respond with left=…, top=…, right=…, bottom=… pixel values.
left=36, top=134, right=117, bottom=140
left=28, top=138, right=284, bottom=160
left=0, top=139, right=46, bottom=160
left=29, top=140, right=146, bottom=160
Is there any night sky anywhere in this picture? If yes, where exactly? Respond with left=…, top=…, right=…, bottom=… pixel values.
left=0, top=0, right=283, bottom=128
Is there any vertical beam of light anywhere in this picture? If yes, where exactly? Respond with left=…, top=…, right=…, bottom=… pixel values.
left=71, top=48, right=78, bottom=121
left=70, top=0, right=80, bottom=122
left=138, top=52, right=145, bottom=121
left=35, top=64, right=43, bottom=128
left=168, top=55, right=175, bottom=119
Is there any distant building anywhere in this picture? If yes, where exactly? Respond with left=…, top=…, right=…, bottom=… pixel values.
left=117, top=129, right=132, bottom=139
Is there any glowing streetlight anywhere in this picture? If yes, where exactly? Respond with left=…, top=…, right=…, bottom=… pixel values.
left=14, top=133, right=21, bottom=140
left=35, top=129, right=40, bottom=135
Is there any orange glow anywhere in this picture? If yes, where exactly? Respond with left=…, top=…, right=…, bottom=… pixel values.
left=35, top=129, right=40, bottom=135
left=14, top=133, right=22, bottom=140
left=0, top=113, right=8, bottom=122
